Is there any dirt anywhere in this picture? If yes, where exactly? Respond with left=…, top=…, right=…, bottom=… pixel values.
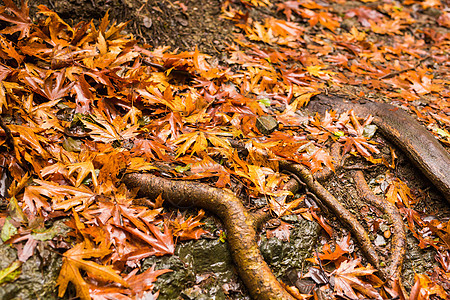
left=8, top=0, right=449, bottom=298
left=31, top=0, right=235, bottom=56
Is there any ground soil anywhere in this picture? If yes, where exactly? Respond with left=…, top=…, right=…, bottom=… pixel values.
left=31, top=0, right=235, bottom=56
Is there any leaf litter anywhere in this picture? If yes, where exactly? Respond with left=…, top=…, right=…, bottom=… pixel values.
left=0, top=0, right=449, bottom=299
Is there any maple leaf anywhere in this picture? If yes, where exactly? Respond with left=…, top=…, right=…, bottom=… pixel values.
left=346, top=7, right=383, bottom=27
left=306, top=65, right=335, bottom=79
left=339, top=135, right=379, bottom=157
left=268, top=195, right=304, bottom=217
left=331, top=258, right=382, bottom=300
left=369, top=19, right=402, bottom=35
left=267, top=17, right=304, bottom=40
left=385, top=178, right=417, bottom=208
left=132, top=138, right=171, bottom=161
left=57, top=242, right=128, bottom=300
left=0, top=35, right=23, bottom=64
left=266, top=220, right=293, bottom=242
left=88, top=188, right=161, bottom=233
left=175, top=131, right=207, bottom=157
left=67, top=161, right=98, bottom=188
left=317, top=241, right=348, bottom=266
left=305, top=148, right=335, bottom=174
left=300, top=9, right=340, bottom=32
left=181, top=156, right=231, bottom=187
left=80, top=112, right=139, bottom=144
left=170, top=210, right=209, bottom=241
left=338, top=111, right=380, bottom=157
left=23, top=180, right=96, bottom=213
left=276, top=1, right=302, bottom=20
left=174, top=130, right=231, bottom=158
left=117, top=222, right=175, bottom=261
left=36, top=5, right=75, bottom=46
left=0, top=0, right=32, bottom=39
left=409, top=273, right=447, bottom=300
left=24, top=70, right=75, bottom=102
left=126, top=265, right=171, bottom=297
left=9, top=124, right=50, bottom=159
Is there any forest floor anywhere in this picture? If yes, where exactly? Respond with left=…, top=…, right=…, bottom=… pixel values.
left=0, top=0, right=449, bottom=299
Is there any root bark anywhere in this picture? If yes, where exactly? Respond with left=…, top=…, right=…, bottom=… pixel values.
left=308, top=94, right=450, bottom=202
left=123, top=172, right=296, bottom=300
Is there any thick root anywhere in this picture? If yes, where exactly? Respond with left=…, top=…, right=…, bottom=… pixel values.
left=308, top=94, right=450, bottom=203
left=123, top=172, right=295, bottom=300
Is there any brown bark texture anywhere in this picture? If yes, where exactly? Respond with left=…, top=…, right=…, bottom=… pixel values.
left=308, top=94, right=450, bottom=203
left=123, top=172, right=295, bottom=300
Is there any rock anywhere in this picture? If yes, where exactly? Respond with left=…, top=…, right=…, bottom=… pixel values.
left=256, top=115, right=278, bottom=135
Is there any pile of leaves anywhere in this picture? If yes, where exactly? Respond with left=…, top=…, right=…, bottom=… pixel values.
left=0, top=0, right=449, bottom=299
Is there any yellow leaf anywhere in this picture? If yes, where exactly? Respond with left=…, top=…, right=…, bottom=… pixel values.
left=67, top=161, right=98, bottom=188
left=192, top=132, right=208, bottom=156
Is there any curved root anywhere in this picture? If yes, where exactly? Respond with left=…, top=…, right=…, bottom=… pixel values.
left=278, top=161, right=382, bottom=276
left=308, top=94, right=450, bottom=202
left=123, top=172, right=295, bottom=300
left=353, top=170, right=407, bottom=291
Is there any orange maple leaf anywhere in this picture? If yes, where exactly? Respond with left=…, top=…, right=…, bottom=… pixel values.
left=0, top=0, right=32, bottom=39
left=170, top=209, right=209, bottom=241
left=57, top=242, right=128, bottom=300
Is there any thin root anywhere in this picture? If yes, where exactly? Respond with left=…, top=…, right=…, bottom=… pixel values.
left=353, top=170, right=407, bottom=294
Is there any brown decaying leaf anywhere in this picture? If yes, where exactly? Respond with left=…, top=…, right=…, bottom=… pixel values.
left=331, top=258, right=382, bottom=300
left=0, top=0, right=32, bottom=39
left=266, top=220, right=293, bottom=242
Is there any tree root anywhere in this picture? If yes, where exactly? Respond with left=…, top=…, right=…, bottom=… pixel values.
left=123, top=140, right=388, bottom=298
left=353, top=170, right=407, bottom=294
left=308, top=94, right=450, bottom=202
left=122, top=172, right=296, bottom=300
left=278, top=161, right=383, bottom=279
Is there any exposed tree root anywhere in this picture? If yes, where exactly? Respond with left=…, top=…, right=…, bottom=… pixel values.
left=353, top=170, right=407, bottom=294
left=308, top=94, right=450, bottom=202
left=122, top=172, right=296, bottom=300
left=278, top=161, right=383, bottom=279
